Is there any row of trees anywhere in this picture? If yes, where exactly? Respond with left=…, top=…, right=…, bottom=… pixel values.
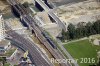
left=61, top=20, right=100, bottom=41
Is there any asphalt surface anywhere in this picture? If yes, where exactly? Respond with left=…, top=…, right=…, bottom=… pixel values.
left=6, top=0, right=77, bottom=66
left=5, top=26, right=54, bottom=66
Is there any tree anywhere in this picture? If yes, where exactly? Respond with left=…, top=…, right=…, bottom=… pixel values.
left=92, top=20, right=100, bottom=34
left=0, top=57, right=6, bottom=66
left=23, top=2, right=29, bottom=8
left=60, top=20, right=100, bottom=41
left=85, top=22, right=96, bottom=36
left=76, top=22, right=87, bottom=38
left=67, top=23, right=76, bottom=39
left=61, top=30, right=69, bottom=41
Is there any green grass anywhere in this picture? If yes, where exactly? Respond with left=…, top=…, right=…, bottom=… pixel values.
left=5, top=48, right=16, bottom=57
left=4, top=63, right=10, bottom=66
left=64, top=39, right=100, bottom=66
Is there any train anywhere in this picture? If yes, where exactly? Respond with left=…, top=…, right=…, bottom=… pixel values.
left=42, top=32, right=57, bottom=49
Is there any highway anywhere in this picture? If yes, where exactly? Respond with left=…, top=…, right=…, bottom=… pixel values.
left=7, top=0, right=70, bottom=66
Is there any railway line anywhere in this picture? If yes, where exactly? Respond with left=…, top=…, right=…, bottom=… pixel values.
left=6, top=0, right=70, bottom=66
left=5, top=23, right=54, bottom=66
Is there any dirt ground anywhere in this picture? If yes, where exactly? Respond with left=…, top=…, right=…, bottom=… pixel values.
left=0, top=0, right=10, bottom=13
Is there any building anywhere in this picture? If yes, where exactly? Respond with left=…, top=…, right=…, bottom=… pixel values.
left=0, top=15, right=5, bottom=41
left=0, top=40, right=11, bottom=54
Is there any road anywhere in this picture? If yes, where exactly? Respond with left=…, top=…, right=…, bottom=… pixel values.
left=34, top=0, right=67, bottom=31
left=5, top=24, right=54, bottom=66
left=56, top=38, right=88, bottom=66
left=56, top=39, right=79, bottom=66
left=48, top=11, right=66, bottom=31
left=35, top=0, right=50, bottom=11
left=7, top=0, right=71, bottom=66
left=62, top=37, right=88, bottom=45
left=22, top=14, right=69, bottom=66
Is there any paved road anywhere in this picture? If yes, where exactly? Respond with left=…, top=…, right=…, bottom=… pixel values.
left=35, top=0, right=50, bottom=11
left=56, top=39, right=79, bottom=66
left=4, top=18, right=53, bottom=66
left=5, top=28, right=54, bottom=66
left=48, top=11, right=66, bottom=31
left=35, top=0, right=67, bottom=31
left=62, top=37, right=88, bottom=45
left=7, top=0, right=69, bottom=66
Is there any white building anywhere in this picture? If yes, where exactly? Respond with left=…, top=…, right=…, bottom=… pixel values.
left=0, top=40, right=11, bottom=54
left=0, top=15, right=5, bottom=41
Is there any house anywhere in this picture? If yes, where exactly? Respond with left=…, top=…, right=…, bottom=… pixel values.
left=0, top=40, right=11, bottom=54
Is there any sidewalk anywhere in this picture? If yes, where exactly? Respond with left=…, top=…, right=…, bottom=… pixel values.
left=62, top=37, right=88, bottom=45
left=56, top=39, right=79, bottom=66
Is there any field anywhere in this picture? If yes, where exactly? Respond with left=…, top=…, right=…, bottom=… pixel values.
left=64, top=39, right=100, bottom=66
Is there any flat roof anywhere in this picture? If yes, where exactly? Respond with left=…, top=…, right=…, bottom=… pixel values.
left=0, top=40, right=10, bottom=47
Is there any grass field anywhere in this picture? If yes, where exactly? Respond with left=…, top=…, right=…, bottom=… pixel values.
left=4, top=63, right=10, bottom=66
left=64, top=39, right=100, bottom=66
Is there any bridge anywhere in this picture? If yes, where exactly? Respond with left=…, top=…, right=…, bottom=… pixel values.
left=35, top=0, right=50, bottom=11
left=34, top=0, right=67, bottom=31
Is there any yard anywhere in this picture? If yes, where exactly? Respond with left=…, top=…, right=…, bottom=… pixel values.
left=64, top=39, right=100, bottom=66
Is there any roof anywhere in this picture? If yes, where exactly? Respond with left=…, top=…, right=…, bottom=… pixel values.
left=0, top=40, right=10, bottom=47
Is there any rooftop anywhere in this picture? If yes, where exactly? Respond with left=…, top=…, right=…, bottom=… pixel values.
left=0, top=40, right=10, bottom=47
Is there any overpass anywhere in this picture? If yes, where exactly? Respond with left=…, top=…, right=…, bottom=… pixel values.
left=35, top=0, right=50, bottom=11
left=34, top=0, right=67, bottom=31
